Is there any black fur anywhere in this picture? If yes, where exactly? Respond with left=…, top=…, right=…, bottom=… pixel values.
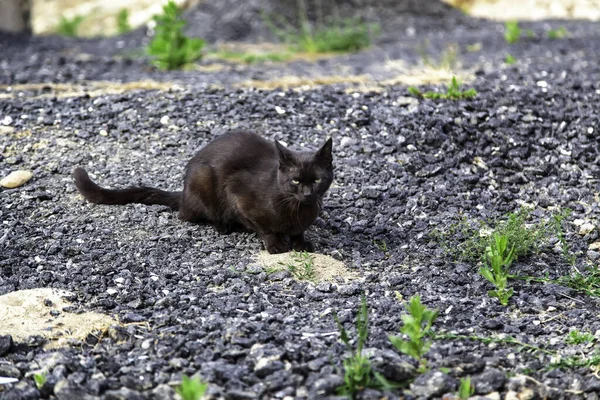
left=74, top=130, right=334, bottom=254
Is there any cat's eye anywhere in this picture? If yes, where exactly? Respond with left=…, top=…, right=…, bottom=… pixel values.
left=291, top=179, right=300, bottom=185
left=314, top=178, right=322, bottom=183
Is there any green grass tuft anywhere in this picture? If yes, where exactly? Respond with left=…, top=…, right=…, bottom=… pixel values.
left=117, top=9, right=131, bottom=35
left=548, top=26, right=568, bottom=39
left=263, top=5, right=378, bottom=55
left=176, top=375, right=208, bottom=400
left=431, top=207, right=553, bottom=264
left=334, top=294, right=374, bottom=397
left=479, top=233, right=515, bottom=306
left=458, top=376, right=474, bottom=399
left=566, top=330, right=595, bottom=345
left=280, top=251, right=317, bottom=281
left=33, top=372, right=47, bottom=389
left=505, top=53, right=516, bottom=65
left=147, top=0, right=205, bottom=70
left=57, top=15, right=84, bottom=37
left=408, top=77, right=477, bottom=101
left=334, top=295, right=400, bottom=398
left=552, top=208, right=576, bottom=266
left=504, top=20, right=521, bottom=44
left=389, top=295, right=438, bottom=373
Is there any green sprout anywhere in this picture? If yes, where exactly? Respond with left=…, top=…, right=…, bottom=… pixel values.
left=504, top=20, right=521, bottom=44
left=389, top=295, right=439, bottom=372
left=479, top=233, right=515, bottom=306
left=57, top=15, right=84, bottom=37
left=176, top=375, right=208, bottom=400
left=147, top=0, right=205, bottom=70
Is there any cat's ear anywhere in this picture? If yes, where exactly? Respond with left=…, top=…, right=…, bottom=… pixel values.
left=275, top=140, right=294, bottom=167
left=314, top=138, right=333, bottom=167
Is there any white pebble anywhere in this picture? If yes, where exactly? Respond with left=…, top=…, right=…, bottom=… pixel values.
left=1, top=116, right=13, bottom=126
left=275, top=106, right=286, bottom=115
left=160, top=115, right=170, bottom=125
left=579, top=222, right=595, bottom=235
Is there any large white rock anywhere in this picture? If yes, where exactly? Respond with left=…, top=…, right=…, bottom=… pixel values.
left=0, top=170, right=33, bottom=188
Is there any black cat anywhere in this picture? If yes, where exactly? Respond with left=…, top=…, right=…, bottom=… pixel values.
left=73, top=130, right=334, bottom=254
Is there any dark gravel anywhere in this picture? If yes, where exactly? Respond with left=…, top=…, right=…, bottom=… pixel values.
left=2, top=0, right=600, bottom=398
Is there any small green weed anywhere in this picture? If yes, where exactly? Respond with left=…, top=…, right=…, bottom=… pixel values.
left=117, top=9, right=131, bottom=35
left=458, top=376, right=474, bottom=400
left=57, top=15, right=84, bottom=37
left=500, top=208, right=550, bottom=259
left=389, top=295, right=439, bottom=373
left=560, top=265, right=600, bottom=297
left=566, top=330, right=595, bottom=345
left=279, top=251, right=316, bottom=281
left=432, top=207, right=552, bottom=264
left=147, top=0, right=205, bottom=70
left=466, top=42, right=482, bottom=53
left=408, top=77, right=476, bottom=100
left=504, top=20, right=521, bottom=44
left=334, top=295, right=401, bottom=398
left=263, top=3, right=378, bottom=55
left=374, top=239, right=388, bottom=253
left=437, top=332, right=600, bottom=373
left=334, top=295, right=374, bottom=397
left=552, top=208, right=576, bottom=266
left=298, top=19, right=377, bottom=53
left=407, top=86, right=422, bottom=97
left=479, top=233, right=515, bottom=306
left=439, top=44, right=459, bottom=70
left=33, top=372, right=47, bottom=389
left=264, top=265, right=282, bottom=275
left=548, top=26, right=568, bottom=39
left=176, top=375, right=208, bottom=400
left=549, top=352, right=600, bottom=371
left=505, top=53, right=516, bottom=64
left=434, top=332, right=555, bottom=356
left=514, top=265, right=600, bottom=298
left=416, top=40, right=460, bottom=70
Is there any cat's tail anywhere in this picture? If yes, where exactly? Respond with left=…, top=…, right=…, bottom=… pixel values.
left=73, top=168, right=181, bottom=211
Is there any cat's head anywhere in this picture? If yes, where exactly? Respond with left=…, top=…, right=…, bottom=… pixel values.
left=275, top=138, right=334, bottom=204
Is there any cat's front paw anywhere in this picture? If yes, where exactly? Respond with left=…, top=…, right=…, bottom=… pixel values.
left=293, top=240, right=314, bottom=252
left=266, top=242, right=290, bottom=254
left=263, top=234, right=291, bottom=254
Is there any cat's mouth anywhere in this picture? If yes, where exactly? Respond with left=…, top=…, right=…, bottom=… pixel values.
left=297, top=196, right=317, bottom=205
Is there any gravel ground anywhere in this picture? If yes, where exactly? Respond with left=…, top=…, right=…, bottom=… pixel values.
left=2, top=1, right=600, bottom=399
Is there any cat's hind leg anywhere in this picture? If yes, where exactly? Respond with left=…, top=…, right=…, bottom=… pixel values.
left=178, top=165, right=217, bottom=223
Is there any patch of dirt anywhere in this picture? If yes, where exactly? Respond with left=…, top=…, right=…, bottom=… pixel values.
left=256, top=251, right=358, bottom=283
left=0, top=80, right=182, bottom=100
left=442, top=0, right=600, bottom=20
left=31, top=0, right=195, bottom=36
left=235, top=66, right=471, bottom=91
left=0, top=288, right=117, bottom=349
